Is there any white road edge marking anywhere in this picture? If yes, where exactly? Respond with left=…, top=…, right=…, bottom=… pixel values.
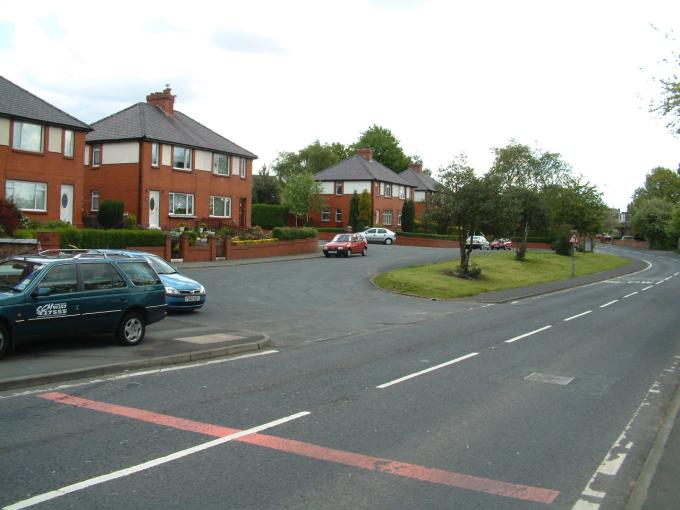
left=600, top=300, right=618, bottom=308
left=623, top=291, right=638, bottom=298
left=376, top=352, right=478, bottom=389
left=504, top=325, right=553, bottom=344
left=0, top=350, right=280, bottom=401
left=2, top=411, right=310, bottom=510
left=564, top=311, right=592, bottom=322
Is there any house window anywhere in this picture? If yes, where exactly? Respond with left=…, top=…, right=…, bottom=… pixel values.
left=406, top=187, right=411, bottom=199
left=375, top=209, right=380, bottom=224
left=399, top=186, right=405, bottom=199
left=91, top=191, right=100, bottom=212
left=239, top=158, right=247, bottom=178
left=383, top=209, right=392, bottom=225
left=321, top=208, right=330, bottom=222
left=92, top=144, right=101, bottom=166
left=169, top=192, right=195, bottom=216
left=12, top=121, right=43, bottom=152
left=335, top=208, right=342, bottom=222
left=232, top=156, right=240, bottom=176
left=172, top=146, right=192, bottom=170
left=335, top=182, right=343, bottom=195
left=63, top=130, right=74, bottom=158
left=214, top=154, right=229, bottom=176
left=397, top=210, right=402, bottom=226
left=210, top=196, right=231, bottom=218
left=384, top=183, right=392, bottom=197
left=151, top=143, right=159, bottom=167
left=5, top=180, right=47, bottom=212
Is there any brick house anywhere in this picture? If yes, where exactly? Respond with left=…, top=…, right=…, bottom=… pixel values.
left=311, top=148, right=416, bottom=229
left=399, top=162, right=438, bottom=218
left=84, top=87, right=257, bottom=230
left=0, top=76, right=92, bottom=227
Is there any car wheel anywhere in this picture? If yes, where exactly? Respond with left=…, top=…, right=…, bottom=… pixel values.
left=0, top=323, right=11, bottom=359
left=324, top=252, right=330, bottom=258
left=117, top=311, right=146, bottom=346
left=336, top=252, right=342, bottom=258
left=345, top=249, right=351, bottom=257
left=384, top=238, right=393, bottom=245
left=362, top=247, right=367, bottom=256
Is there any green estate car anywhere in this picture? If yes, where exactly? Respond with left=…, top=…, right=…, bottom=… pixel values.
left=0, top=254, right=167, bottom=359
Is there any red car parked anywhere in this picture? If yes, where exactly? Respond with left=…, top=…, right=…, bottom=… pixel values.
left=490, top=238, right=513, bottom=250
left=323, top=233, right=368, bottom=258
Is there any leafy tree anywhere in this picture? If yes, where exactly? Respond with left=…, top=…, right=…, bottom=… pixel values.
left=505, top=187, right=548, bottom=260
left=272, top=140, right=349, bottom=183
left=665, top=206, right=680, bottom=248
left=253, top=165, right=280, bottom=204
left=401, top=199, right=416, bottom=232
left=631, top=167, right=680, bottom=209
left=348, top=191, right=360, bottom=232
left=0, top=199, right=22, bottom=236
left=488, top=141, right=572, bottom=191
left=631, top=198, right=674, bottom=248
left=650, top=46, right=680, bottom=136
left=358, top=190, right=372, bottom=228
left=280, top=173, right=325, bottom=226
left=352, top=125, right=411, bottom=172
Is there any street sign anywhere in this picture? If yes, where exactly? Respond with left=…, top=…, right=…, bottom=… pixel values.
left=570, top=235, right=577, bottom=244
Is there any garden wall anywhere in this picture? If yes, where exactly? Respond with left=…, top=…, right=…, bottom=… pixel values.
left=612, top=239, right=650, bottom=250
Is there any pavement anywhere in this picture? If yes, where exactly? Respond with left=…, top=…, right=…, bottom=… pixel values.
left=0, top=247, right=677, bottom=510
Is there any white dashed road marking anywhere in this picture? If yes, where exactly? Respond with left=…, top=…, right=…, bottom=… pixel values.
left=504, top=325, right=553, bottom=344
left=600, top=300, right=618, bottom=308
left=564, top=311, right=592, bottom=322
left=376, top=352, right=479, bottom=389
left=624, top=291, right=638, bottom=298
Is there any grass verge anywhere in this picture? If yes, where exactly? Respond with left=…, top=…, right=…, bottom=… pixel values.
left=373, top=251, right=630, bottom=299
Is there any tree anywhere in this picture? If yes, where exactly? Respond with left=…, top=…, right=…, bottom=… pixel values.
left=0, top=199, right=22, bottom=236
left=650, top=45, right=680, bottom=136
left=631, top=167, right=680, bottom=209
left=631, top=198, right=674, bottom=248
left=272, top=140, right=349, bottom=183
left=488, top=141, right=573, bottom=191
left=348, top=192, right=360, bottom=232
left=401, top=199, right=416, bottom=232
left=665, top=205, right=680, bottom=248
left=252, top=165, right=280, bottom=204
left=358, top=190, right=372, bottom=228
left=280, top=173, right=325, bottom=226
left=352, top=125, right=411, bottom=172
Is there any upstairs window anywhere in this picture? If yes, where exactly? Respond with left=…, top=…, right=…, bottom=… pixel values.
left=384, top=183, right=392, bottom=197
left=335, top=182, right=343, bottom=195
left=399, top=186, right=405, bottom=199
left=172, top=146, right=192, bottom=170
left=151, top=143, right=159, bottom=167
left=63, top=130, right=74, bottom=158
left=13, top=121, right=43, bottom=152
left=239, top=157, right=247, bottom=178
left=92, top=144, right=101, bottom=166
left=214, top=154, right=229, bottom=176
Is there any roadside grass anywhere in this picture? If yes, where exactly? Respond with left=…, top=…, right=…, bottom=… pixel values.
left=373, top=251, right=630, bottom=299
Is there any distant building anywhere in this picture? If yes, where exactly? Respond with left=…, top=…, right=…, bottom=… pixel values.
left=398, top=162, right=438, bottom=218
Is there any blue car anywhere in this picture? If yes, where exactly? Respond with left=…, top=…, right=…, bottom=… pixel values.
left=91, top=250, right=206, bottom=311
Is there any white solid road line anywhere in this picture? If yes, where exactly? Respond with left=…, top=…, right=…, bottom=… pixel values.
left=624, top=291, right=639, bottom=298
left=2, top=411, right=310, bottom=510
left=504, top=325, right=553, bottom=344
left=376, top=352, right=479, bottom=389
left=564, top=311, right=592, bottom=322
left=600, top=300, right=618, bottom=308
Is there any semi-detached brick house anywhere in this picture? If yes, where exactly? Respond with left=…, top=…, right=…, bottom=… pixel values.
left=399, top=162, right=438, bottom=218
left=0, top=76, right=92, bottom=227
left=84, top=87, right=257, bottom=230
left=311, top=148, right=416, bottom=229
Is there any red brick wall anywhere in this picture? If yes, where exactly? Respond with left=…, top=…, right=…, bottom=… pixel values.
left=228, top=237, right=319, bottom=260
left=612, top=239, right=650, bottom=250
left=1, top=128, right=87, bottom=227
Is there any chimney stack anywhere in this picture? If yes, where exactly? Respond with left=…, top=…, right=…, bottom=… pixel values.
left=408, top=162, right=423, bottom=174
left=146, top=85, right=175, bottom=116
left=356, top=147, right=373, bottom=161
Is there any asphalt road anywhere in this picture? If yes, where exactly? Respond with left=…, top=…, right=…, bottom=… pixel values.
left=1, top=245, right=679, bottom=509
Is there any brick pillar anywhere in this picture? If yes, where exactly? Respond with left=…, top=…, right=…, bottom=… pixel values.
left=224, top=236, right=232, bottom=260
left=164, top=235, right=172, bottom=261
left=37, top=231, right=60, bottom=252
left=208, top=235, right=216, bottom=261
left=179, top=234, right=190, bottom=261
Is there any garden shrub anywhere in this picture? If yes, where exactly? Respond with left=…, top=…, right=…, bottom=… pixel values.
left=271, top=227, right=317, bottom=240
left=97, top=200, right=124, bottom=229
left=0, top=200, right=22, bottom=236
left=252, top=204, right=288, bottom=229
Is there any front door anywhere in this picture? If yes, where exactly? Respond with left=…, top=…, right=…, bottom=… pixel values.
left=59, top=184, right=73, bottom=224
left=149, top=190, right=160, bottom=229
left=239, top=198, right=246, bottom=227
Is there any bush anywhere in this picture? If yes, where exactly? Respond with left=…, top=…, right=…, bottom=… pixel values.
left=316, top=227, right=346, bottom=234
left=252, top=204, right=288, bottom=229
left=397, top=231, right=458, bottom=241
left=271, top=227, right=317, bottom=240
left=0, top=200, right=22, bottom=236
left=97, top=200, right=124, bottom=229
left=123, top=214, right=138, bottom=229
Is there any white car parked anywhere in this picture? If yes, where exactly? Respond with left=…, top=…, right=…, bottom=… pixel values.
left=465, top=235, right=490, bottom=250
left=360, top=227, right=397, bottom=245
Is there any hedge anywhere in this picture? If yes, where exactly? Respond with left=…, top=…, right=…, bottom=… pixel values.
left=271, top=227, right=317, bottom=240
left=396, top=231, right=459, bottom=241
left=511, top=236, right=553, bottom=244
left=252, top=204, right=288, bottom=229
left=316, top=227, right=346, bottom=233
left=16, top=228, right=167, bottom=249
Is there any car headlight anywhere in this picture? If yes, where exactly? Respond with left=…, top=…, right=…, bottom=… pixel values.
left=198, top=285, right=206, bottom=294
left=165, top=286, right=181, bottom=295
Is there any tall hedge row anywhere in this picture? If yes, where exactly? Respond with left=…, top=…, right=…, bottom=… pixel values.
left=271, top=227, right=317, bottom=240
left=17, top=228, right=167, bottom=249
left=252, top=204, right=288, bottom=229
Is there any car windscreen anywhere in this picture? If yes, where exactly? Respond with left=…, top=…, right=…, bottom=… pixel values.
left=0, top=260, right=45, bottom=291
left=332, top=235, right=351, bottom=242
left=145, top=255, right=177, bottom=275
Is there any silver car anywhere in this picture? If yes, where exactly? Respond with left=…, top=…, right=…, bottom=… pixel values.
left=361, top=227, right=397, bottom=245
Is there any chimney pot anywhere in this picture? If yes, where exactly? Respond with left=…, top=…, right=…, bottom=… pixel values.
left=408, top=162, right=423, bottom=174
left=356, top=147, right=373, bottom=161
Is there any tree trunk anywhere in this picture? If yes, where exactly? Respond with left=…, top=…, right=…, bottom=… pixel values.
left=517, top=221, right=529, bottom=261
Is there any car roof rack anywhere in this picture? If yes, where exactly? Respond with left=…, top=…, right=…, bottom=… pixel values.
left=38, top=249, right=135, bottom=259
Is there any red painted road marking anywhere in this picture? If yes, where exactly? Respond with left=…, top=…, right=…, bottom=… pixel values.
left=39, top=392, right=559, bottom=504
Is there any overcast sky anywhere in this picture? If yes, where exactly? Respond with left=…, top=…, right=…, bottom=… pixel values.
left=1, top=0, right=678, bottom=210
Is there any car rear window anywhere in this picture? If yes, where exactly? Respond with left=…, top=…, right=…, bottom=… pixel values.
left=118, top=261, right=161, bottom=287
left=81, top=263, right=127, bottom=290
